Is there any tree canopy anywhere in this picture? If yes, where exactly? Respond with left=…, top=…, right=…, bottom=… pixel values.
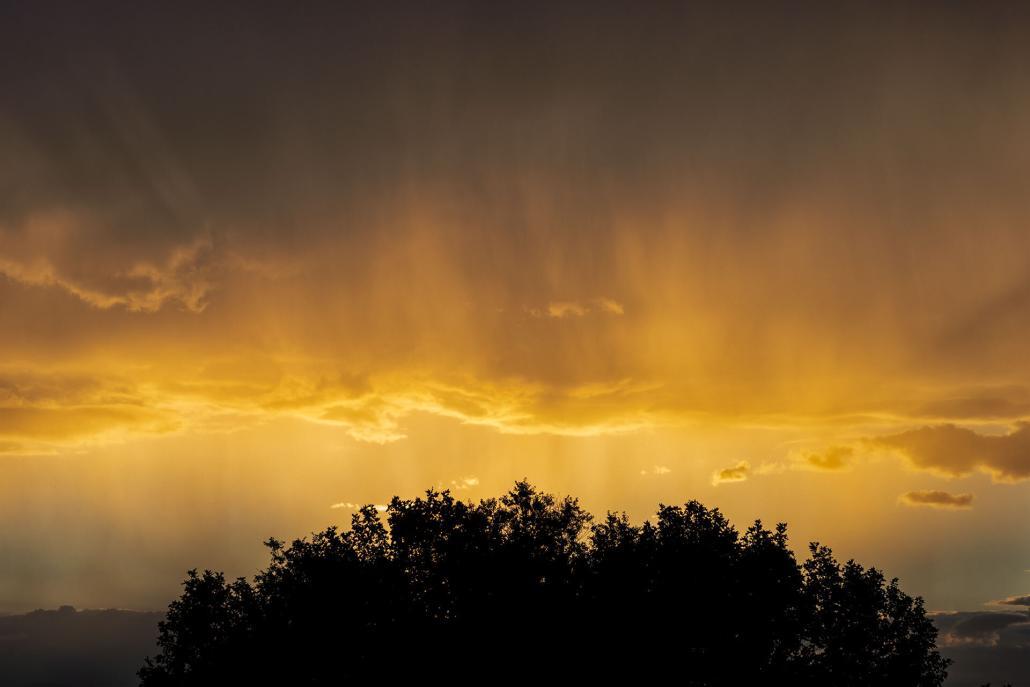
left=140, top=482, right=949, bottom=686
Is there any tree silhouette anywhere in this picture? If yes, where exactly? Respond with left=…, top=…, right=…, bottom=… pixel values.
left=140, top=482, right=949, bottom=686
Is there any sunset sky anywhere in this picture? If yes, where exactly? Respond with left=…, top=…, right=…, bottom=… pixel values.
left=3, top=3, right=1030, bottom=657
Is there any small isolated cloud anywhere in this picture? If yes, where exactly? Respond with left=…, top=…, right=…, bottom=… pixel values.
left=547, top=301, right=590, bottom=318
left=531, top=297, right=625, bottom=319
left=899, top=490, right=973, bottom=510
left=639, top=465, right=671, bottom=477
left=871, top=422, right=1030, bottom=482
left=801, top=445, right=854, bottom=471
left=450, top=476, right=480, bottom=490
left=712, top=460, right=750, bottom=485
left=594, top=298, right=625, bottom=316
left=995, top=595, right=1030, bottom=608
left=760, top=445, right=858, bottom=476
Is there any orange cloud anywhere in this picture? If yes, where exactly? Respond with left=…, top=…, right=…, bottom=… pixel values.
left=0, top=229, right=214, bottom=313
left=712, top=461, right=750, bottom=485
left=546, top=301, right=590, bottom=318
left=530, top=298, right=625, bottom=319
left=801, top=445, right=855, bottom=471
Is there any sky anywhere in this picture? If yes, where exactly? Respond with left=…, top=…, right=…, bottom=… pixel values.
left=3, top=2, right=1030, bottom=679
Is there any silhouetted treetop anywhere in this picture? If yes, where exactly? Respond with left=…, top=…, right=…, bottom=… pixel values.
left=140, top=481, right=948, bottom=686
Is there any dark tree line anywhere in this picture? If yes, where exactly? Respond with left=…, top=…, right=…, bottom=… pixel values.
left=140, top=482, right=949, bottom=686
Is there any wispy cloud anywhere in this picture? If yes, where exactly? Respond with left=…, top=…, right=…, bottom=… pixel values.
left=933, top=611, right=1030, bottom=647
left=529, top=298, right=625, bottom=319
left=993, top=594, right=1030, bottom=608
left=594, top=298, right=625, bottom=316
left=0, top=219, right=216, bottom=313
left=546, top=301, right=590, bottom=318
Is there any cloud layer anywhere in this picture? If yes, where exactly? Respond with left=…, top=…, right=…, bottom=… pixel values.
left=5, top=0, right=1030, bottom=459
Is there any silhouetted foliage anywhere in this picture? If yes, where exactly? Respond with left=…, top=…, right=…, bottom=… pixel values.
left=140, top=482, right=949, bottom=686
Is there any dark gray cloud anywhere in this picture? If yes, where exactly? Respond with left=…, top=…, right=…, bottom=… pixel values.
left=935, top=611, right=1029, bottom=646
